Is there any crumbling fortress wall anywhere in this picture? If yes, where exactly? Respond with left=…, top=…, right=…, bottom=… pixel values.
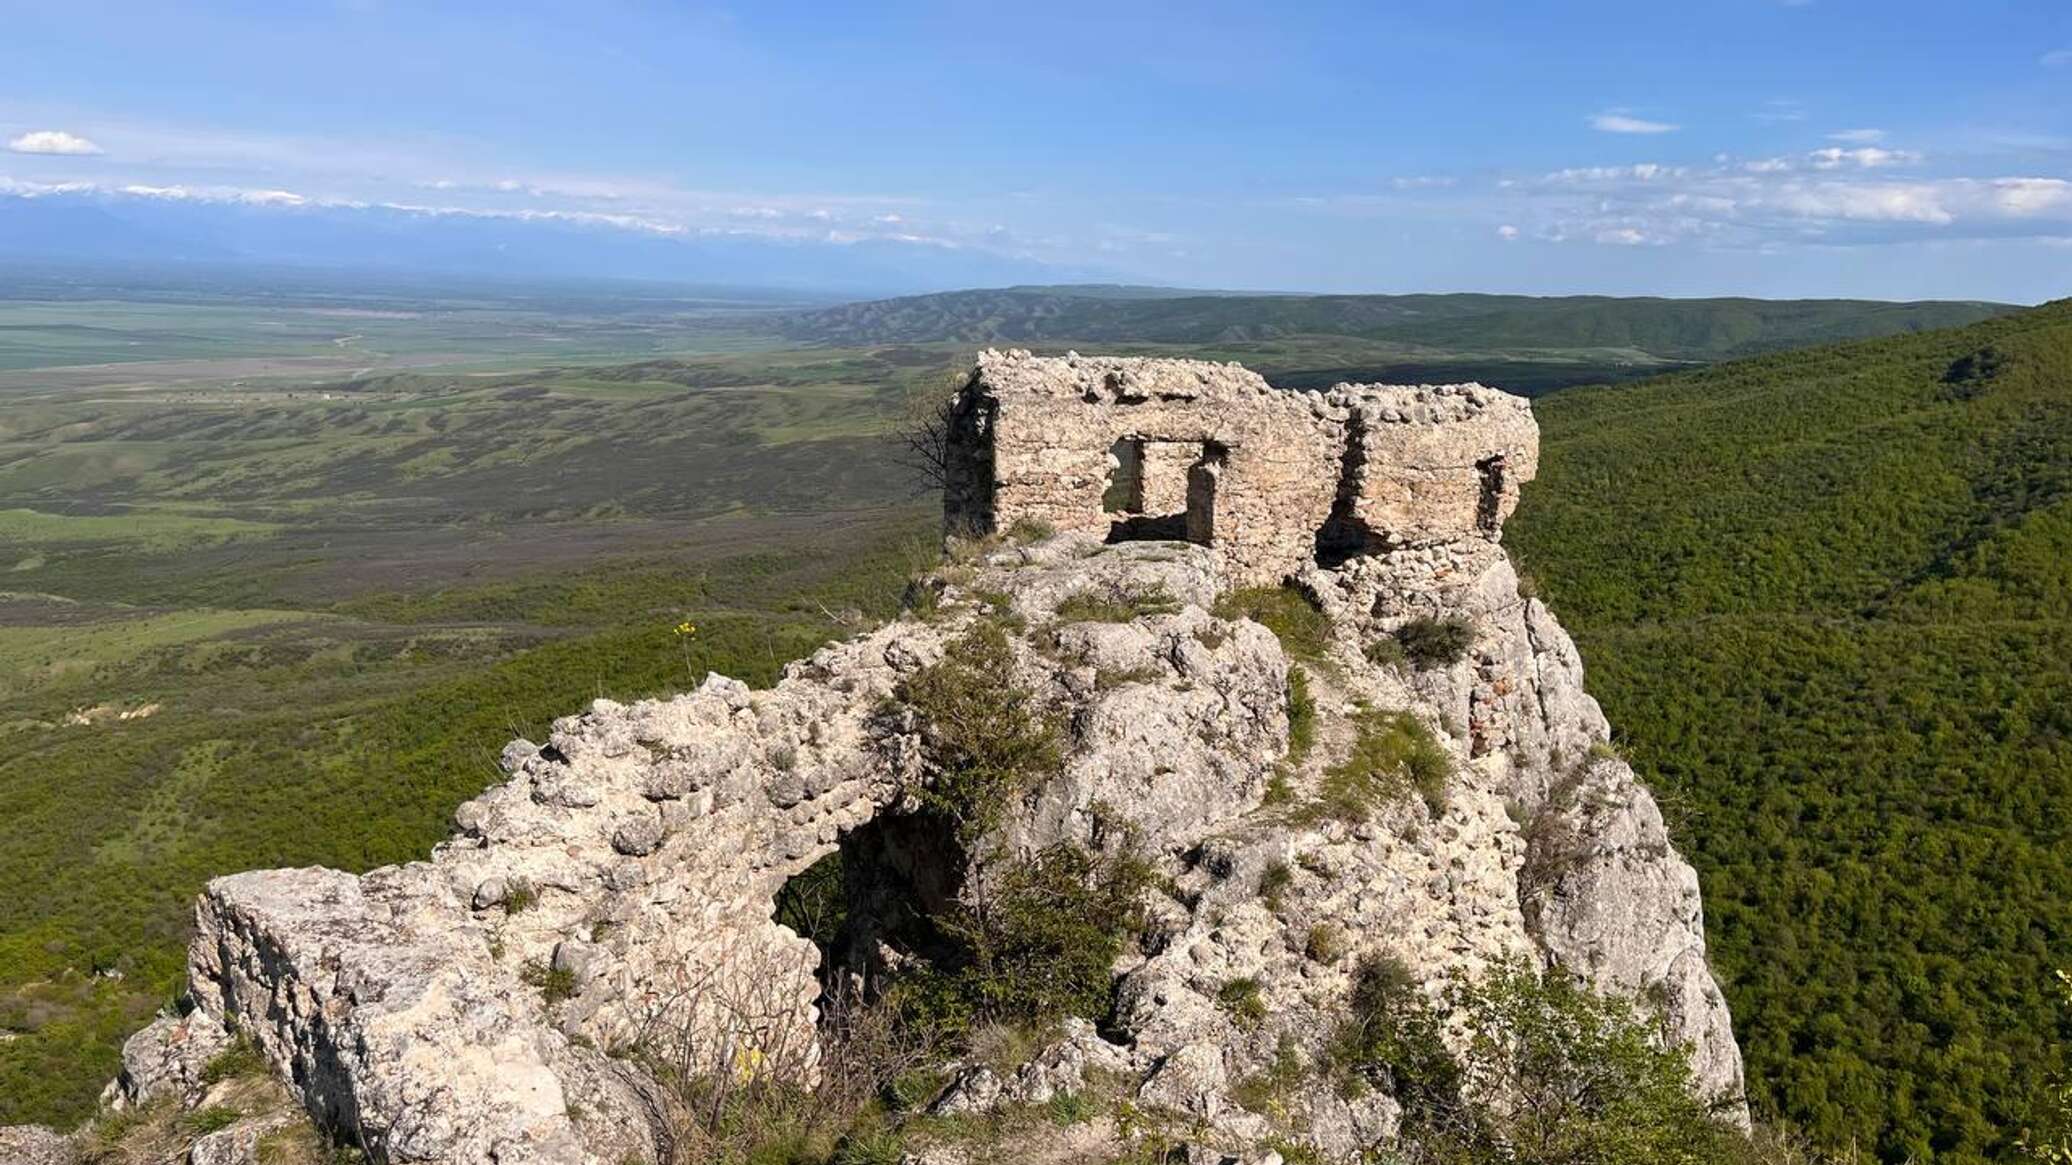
left=43, top=353, right=1744, bottom=1165
left=943, top=350, right=1538, bottom=585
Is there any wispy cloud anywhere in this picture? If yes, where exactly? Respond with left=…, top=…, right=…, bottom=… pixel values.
left=1495, top=224, right=1520, bottom=240
left=1827, top=128, right=1886, bottom=144
left=2042, top=48, right=2072, bottom=67
left=7, top=129, right=104, bottom=156
left=1590, top=110, right=1679, bottom=134
left=1516, top=161, right=2071, bottom=246
left=1808, top=146, right=1920, bottom=169
left=1754, top=99, right=1807, bottom=123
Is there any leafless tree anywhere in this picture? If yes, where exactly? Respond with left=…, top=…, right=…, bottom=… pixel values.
left=893, top=375, right=963, bottom=495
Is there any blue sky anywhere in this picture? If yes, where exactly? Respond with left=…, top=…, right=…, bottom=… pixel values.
left=3, top=0, right=2070, bottom=300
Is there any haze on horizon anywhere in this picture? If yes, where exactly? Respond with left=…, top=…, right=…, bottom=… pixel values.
left=2, top=0, right=2069, bottom=302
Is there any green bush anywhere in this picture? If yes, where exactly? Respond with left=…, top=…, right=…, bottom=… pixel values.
left=1394, top=615, right=1475, bottom=669
left=1232, top=1032, right=1308, bottom=1117
left=896, top=622, right=1063, bottom=841
left=1213, top=586, right=1333, bottom=662
left=1330, top=957, right=1759, bottom=1165
left=1218, top=977, right=1268, bottom=1029
left=1314, top=710, right=1450, bottom=821
left=519, top=959, right=578, bottom=1004
left=181, top=1106, right=245, bottom=1135
left=920, top=842, right=1154, bottom=1032
left=2023, top=968, right=2072, bottom=1163
left=503, top=879, right=539, bottom=915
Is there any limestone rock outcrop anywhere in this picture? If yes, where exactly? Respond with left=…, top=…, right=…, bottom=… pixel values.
left=23, top=353, right=1744, bottom=1164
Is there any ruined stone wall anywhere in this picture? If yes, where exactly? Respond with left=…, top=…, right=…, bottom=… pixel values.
left=944, top=350, right=1540, bottom=587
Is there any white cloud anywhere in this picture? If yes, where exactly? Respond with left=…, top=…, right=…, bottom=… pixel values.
left=1590, top=111, right=1679, bottom=134
left=2042, top=48, right=2072, bottom=67
left=1827, top=128, right=1886, bottom=144
left=1761, top=183, right=1953, bottom=224
left=1496, top=224, right=1520, bottom=240
left=1547, top=163, right=1687, bottom=183
left=1808, top=146, right=1921, bottom=169
left=1991, top=178, right=2072, bottom=216
left=7, top=129, right=104, bottom=155
left=1755, top=99, right=1808, bottom=123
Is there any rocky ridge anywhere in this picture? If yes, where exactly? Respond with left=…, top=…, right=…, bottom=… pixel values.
left=4, top=355, right=1745, bottom=1165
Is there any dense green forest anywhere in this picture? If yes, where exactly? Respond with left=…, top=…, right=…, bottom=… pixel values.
left=782, top=286, right=2013, bottom=359
left=1508, top=300, right=2072, bottom=1163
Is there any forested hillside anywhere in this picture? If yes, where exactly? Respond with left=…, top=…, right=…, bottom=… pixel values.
left=1508, top=300, right=2072, bottom=1163
left=783, top=286, right=2013, bottom=358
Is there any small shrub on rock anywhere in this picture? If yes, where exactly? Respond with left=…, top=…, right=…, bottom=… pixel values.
left=1362, top=636, right=1406, bottom=668
left=502, top=879, right=538, bottom=915
left=1395, top=615, right=1475, bottom=669
left=519, top=959, right=578, bottom=1004
left=200, top=1034, right=269, bottom=1085
left=1258, top=861, right=1293, bottom=912
left=1305, top=923, right=1348, bottom=965
left=897, top=621, right=1063, bottom=841
left=1328, top=957, right=1764, bottom=1164
left=1218, top=977, right=1268, bottom=1029
left=921, top=841, right=1155, bottom=1031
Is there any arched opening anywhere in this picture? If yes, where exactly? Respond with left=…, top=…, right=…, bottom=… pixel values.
left=774, top=810, right=969, bottom=1002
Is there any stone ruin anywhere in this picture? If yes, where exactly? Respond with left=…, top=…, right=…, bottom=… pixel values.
left=943, top=349, right=1539, bottom=586
left=38, top=353, right=1745, bottom=1165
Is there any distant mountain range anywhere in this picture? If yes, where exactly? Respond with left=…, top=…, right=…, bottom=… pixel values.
left=0, top=190, right=1095, bottom=295
left=778, top=285, right=2019, bottom=361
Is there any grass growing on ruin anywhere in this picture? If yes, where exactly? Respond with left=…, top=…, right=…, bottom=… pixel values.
left=1212, top=586, right=1332, bottom=663
left=1053, top=584, right=1182, bottom=624
left=1284, top=670, right=1318, bottom=766
left=1311, top=709, right=1451, bottom=821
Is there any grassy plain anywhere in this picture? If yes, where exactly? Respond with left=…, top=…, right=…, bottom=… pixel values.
left=0, top=290, right=945, bottom=1122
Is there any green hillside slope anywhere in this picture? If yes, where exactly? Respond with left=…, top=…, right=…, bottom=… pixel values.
left=782, top=287, right=2015, bottom=360
left=1508, top=300, right=2072, bottom=1162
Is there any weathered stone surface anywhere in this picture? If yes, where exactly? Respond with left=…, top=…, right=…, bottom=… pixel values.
left=125, top=353, right=1742, bottom=1164
left=1524, top=760, right=1749, bottom=1120
left=0, top=1125, right=73, bottom=1165
left=107, top=1008, right=233, bottom=1109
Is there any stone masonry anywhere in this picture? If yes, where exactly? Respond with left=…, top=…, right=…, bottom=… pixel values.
left=943, top=349, right=1539, bottom=586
